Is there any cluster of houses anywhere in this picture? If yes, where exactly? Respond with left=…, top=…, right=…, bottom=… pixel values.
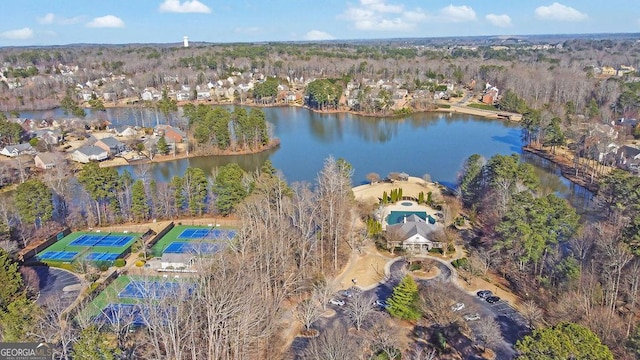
left=576, top=120, right=640, bottom=173
left=0, top=115, right=188, bottom=176
left=592, top=64, right=637, bottom=78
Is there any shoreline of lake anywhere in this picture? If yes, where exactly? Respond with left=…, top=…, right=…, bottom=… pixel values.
left=98, top=138, right=281, bottom=169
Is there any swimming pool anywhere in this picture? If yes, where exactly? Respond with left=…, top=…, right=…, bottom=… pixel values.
left=386, top=211, right=436, bottom=225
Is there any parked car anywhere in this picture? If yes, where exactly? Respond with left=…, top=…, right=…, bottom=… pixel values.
left=340, top=290, right=353, bottom=298
left=451, top=302, right=465, bottom=312
left=463, top=313, right=480, bottom=321
left=375, top=299, right=389, bottom=309
left=485, top=296, right=501, bottom=304
left=329, top=298, right=345, bottom=306
left=476, top=290, right=493, bottom=299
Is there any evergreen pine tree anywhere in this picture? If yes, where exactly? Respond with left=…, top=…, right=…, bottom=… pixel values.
left=131, top=180, right=149, bottom=221
left=387, top=275, right=421, bottom=321
left=156, top=135, right=169, bottom=155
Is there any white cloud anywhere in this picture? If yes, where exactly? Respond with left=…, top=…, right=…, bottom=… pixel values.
left=86, top=15, right=125, bottom=28
left=159, top=0, right=211, bottom=14
left=304, top=30, right=335, bottom=41
left=439, top=5, right=476, bottom=23
left=0, top=27, right=34, bottom=40
left=339, top=0, right=427, bottom=31
left=38, top=13, right=55, bottom=24
left=535, top=2, right=587, bottom=21
left=37, top=13, right=83, bottom=25
left=486, top=14, right=512, bottom=28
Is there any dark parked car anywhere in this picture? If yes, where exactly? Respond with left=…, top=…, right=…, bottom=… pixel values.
left=486, top=296, right=501, bottom=304
left=477, top=290, right=493, bottom=298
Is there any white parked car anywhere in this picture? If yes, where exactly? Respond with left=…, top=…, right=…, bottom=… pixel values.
left=451, top=302, right=465, bottom=312
left=329, top=298, right=345, bottom=306
left=375, top=299, right=389, bottom=309
left=463, top=313, right=480, bottom=321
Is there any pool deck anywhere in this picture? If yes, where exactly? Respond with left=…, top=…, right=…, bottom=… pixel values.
left=352, top=176, right=445, bottom=229
left=380, top=201, right=439, bottom=229
left=352, top=176, right=443, bottom=204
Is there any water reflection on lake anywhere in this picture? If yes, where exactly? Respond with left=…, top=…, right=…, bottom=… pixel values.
left=22, top=106, right=592, bottom=208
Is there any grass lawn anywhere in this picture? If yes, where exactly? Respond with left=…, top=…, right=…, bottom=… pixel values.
left=79, top=275, right=135, bottom=320
left=467, top=103, right=498, bottom=111
left=150, top=225, right=235, bottom=257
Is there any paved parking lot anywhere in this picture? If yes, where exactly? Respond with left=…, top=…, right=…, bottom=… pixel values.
left=30, top=266, right=82, bottom=307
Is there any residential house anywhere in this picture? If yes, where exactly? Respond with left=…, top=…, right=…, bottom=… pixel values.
left=617, top=65, right=636, bottom=77
left=602, top=66, right=617, bottom=76
left=114, top=125, right=138, bottom=137
left=175, top=90, right=191, bottom=101
left=393, top=89, right=408, bottom=100
left=141, top=88, right=162, bottom=101
left=81, top=91, right=93, bottom=102
left=154, top=125, right=186, bottom=143
left=102, top=92, right=117, bottom=102
left=196, top=90, right=211, bottom=100
left=616, top=145, right=640, bottom=169
left=0, top=143, right=36, bottom=157
left=385, top=214, right=444, bottom=252
left=141, top=90, right=153, bottom=101
left=94, top=136, right=127, bottom=155
left=71, top=145, right=109, bottom=163
left=482, top=83, right=499, bottom=105
left=30, top=129, right=62, bottom=145
left=34, top=152, right=59, bottom=170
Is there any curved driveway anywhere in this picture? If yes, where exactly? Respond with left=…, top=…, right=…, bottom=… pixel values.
left=30, top=266, right=82, bottom=308
left=370, top=256, right=526, bottom=359
left=291, top=254, right=527, bottom=359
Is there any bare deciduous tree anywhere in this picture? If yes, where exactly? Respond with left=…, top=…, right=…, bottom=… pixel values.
left=295, top=299, right=323, bottom=332
left=312, top=279, right=336, bottom=311
left=303, top=324, right=361, bottom=359
left=474, top=317, right=503, bottom=352
left=520, top=300, right=543, bottom=329
left=406, top=345, right=437, bottom=360
left=345, top=292, right=375, bottom=331
left=365, top=312, right=401, bottom=359
left=366, top=172, right=380, bottom=185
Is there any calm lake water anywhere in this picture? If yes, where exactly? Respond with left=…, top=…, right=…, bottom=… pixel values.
left=22, top=106, right=593, bottom=209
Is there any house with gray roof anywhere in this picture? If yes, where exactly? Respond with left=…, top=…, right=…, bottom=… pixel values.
left=34, top=152, right=60, bottom=170
left=71, top=145, right=108, bottom=163
left=0, top=143, right=36, bottom=157
left=160, top=253, right=195, bottom=270
left=94, top=136, right=126, bottom=155
left=386, top=214, right=444, bottom=252
left=114, top=125, right=138, bottom=137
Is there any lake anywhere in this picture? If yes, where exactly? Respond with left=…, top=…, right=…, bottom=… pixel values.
left=22, top=106, right=593, bottom=208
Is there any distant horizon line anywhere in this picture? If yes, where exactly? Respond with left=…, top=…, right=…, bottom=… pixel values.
left=2, top=31, right=640, bottom=49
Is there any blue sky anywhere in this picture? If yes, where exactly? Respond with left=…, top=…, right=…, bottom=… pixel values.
left=1, top=0, right=639, bottom=46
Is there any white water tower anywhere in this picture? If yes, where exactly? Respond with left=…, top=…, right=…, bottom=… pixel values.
left=183, top=36, right=189, bottom=48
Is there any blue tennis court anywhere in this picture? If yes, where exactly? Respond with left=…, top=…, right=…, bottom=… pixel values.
left=38, top=251, right=78, bottom=261
left=177, top=228, right=210, bottom=238
left=163, top=242, right=222, bottom=254
left=118, top=280, right=195, bottom=299
left=94, top=303, right=148, bottom=327
left=207, top=229, right=236, bottom=239
left=69, top=234, right=134, bottom=247
left=177, top=228, right=236, bottom=239
left=86, top=252, right=120, bottom=261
